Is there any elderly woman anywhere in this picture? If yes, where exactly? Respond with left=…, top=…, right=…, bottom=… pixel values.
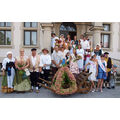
left=14, top=48, right=31, bottom=92
left=1, top=51, right=15, bottom=93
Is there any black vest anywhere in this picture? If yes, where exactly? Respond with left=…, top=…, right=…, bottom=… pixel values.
left=107, top=57, right=112, bottom=69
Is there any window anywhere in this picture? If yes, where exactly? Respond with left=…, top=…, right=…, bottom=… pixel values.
left=0, top=22, right=11, bottom=27
left=24, top=22, right=37, bottom=28
left=101, top=23, right=111, bottom=48
left=101, top=34, right=110, bottom=48
left=24, top=22, right=38, bottom=46
left=0, top=22, right=12, bottom=45
left=24, top=30, right=37, bottom=46
left=103, top=24, right=110, bottom=31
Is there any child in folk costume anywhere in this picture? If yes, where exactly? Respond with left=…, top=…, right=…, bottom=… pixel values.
left=109, top=65, right=117, bottom=89
left=29, top=48, right=40, bottom=93
left=96, top=54, right=107, bottom=92
left=76, top=44, right=84, bottom=72
left=85, top=54, right=98, bottom=92
left=39, top=48, right=51, bottom=86
left=70, top=48, right=79, bottom=77
left=1, top=51, right=15, bottom=93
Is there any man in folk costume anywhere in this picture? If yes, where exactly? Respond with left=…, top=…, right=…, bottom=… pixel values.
left=29, top=48, right=40, bottom=93
left=39, top=48, right=51, bottom=86
left=51, top=46, right=63, bottom=74
left=104, top=52, right=113, bottom=89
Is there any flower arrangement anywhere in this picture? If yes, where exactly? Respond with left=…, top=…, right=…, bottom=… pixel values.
left=51, top=66, right=77, bottom=95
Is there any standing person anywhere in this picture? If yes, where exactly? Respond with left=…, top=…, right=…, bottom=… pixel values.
left=66, top=34, right=71, bottom=43
left=94, top=44, right=103, bottom=60
left=70, top=48, right=79, bottom=77
left=85, top=55, right=98, bottom=92
left=81, top=36, right=90, bottom=50
left=1, top=51, right=15, bottom=93
left=76, top=44, right=84, bottom=72
left=104, top=52, right=113, bottom=89
left=51, top=33, right=56, bottom=53
left=96, top=54, right=107, bottom=92
left=51, top=46, right=63, bottom=74
left=39, top=48, right=51, bottom=85
left=60, top=34, right=65, bottom=47
left=29, top=48, right=40, bottom=93
left=14, top=48, right=31, bottom=92
left=73, top=35, right=78, bottom=46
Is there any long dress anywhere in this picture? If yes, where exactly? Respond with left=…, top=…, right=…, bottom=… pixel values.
left=1, top=57, right=15, bottom=92
left=70, top=54, right=79, bottom=73
left=13, top=56, right=31, bottom=92
left=76, top=48, right=84, bottom=70
left=88, top=61, right=97, bottom=81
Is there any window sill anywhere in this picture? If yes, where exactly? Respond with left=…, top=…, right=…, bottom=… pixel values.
left=22, top=45, right=39, bottom=48
left=102, top=48, right=112, bottom=52
left=0, top=45, right=13, bottom=48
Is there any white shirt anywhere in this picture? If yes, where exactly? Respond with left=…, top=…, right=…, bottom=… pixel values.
left=31, top=56, right=37, bottom=67
left=51, top=37, right=56, bottom=48
left=39, top=54, right=51, bottom=70
left=64, top=49, right=69, bottom=56
left=76, top=49, right=84, bottom=59
left=51, top=51, right=63, bottom=67
left=81, top=40, right=90, bottom=50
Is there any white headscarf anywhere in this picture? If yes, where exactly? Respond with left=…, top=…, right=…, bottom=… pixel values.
left=6, top=51, right=13, bottom=57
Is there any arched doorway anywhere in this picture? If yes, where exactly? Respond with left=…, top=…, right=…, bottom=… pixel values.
left=60, top=22, right=77, bottom=40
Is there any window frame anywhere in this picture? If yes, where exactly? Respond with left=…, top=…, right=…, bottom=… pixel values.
left=23, top=22, right=39, bottom=48
left=101, top=23, right=112, bottom=49
left=0, top=22, right=13, bottom=47
left=24, top=30, right=37, bottom=46
left=101, top=33, right=110, bottom=48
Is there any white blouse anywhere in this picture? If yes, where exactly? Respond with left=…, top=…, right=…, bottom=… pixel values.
left=39, top=54, right=51, bottom=70
left=2, top=57, right=15, bottom=70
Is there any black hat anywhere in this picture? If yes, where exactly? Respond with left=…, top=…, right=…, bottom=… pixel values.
left=104, top=52, right=109, bottom=55
left=31, top=48, right=37, bottom=51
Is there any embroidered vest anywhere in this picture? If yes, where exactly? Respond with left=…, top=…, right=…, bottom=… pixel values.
left=29, top=55, right=40, bottom=72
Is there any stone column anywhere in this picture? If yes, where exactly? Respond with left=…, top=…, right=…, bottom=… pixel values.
left=41, top=23, right=53, bottom=52
left=90, top=22, right=103, bottom=48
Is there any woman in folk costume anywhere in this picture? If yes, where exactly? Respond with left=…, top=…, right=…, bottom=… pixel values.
left=85, top=54, right=98, bottom=92
left=94, top=44, right=103, bottom=60
left=14, top=48, right=31, bottom=92
left=59, top=34, right=65, bottom=47
left=76, top=44, right=84, bottom=72
left=1, top=51, right=15, bottom=93
left=29, top=48, right=40, bottom=93
left=70, top=48, right=79, bottom=78
left=39, top=48, right=51, bottom=86
left=96, top=54, right=107, bottom=92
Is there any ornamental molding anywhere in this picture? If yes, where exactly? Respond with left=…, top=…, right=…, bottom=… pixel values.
left=41, top=23, right=53, bottom=27
left=89, top=26, right=104, bottom=31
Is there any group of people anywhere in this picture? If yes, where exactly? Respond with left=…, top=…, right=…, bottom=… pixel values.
left=1, top=33, right=117, bottom=94
left=51, top=33, right=117, bottom=92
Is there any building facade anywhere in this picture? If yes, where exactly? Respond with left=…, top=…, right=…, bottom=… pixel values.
left=0, top=22, right=120, bottom=69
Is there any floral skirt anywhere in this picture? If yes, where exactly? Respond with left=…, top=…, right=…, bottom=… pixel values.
left=13, top=70, right=31, bottom=92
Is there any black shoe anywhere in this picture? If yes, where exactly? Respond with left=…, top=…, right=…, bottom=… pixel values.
left=107, top=87, right=111, bottom=89
left=112, top=86, right=115, bottom=89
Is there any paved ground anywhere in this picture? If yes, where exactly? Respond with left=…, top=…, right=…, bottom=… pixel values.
left=0, top=77, right=120, bottom=98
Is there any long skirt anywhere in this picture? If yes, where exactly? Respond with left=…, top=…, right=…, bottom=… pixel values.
left=13, top=70, right=31, bottom=92
left=1, top=68, right=15, bottom=93
left=77, top=59, right=84, bottom=70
